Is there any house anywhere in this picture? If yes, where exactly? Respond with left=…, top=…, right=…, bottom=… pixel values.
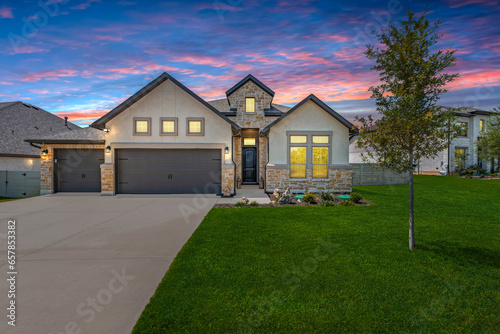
left=348, top=107, right=498, bottom=174
left=26, top=72, right=355, bottom=196
left=1, top=101, right=79, bottom=197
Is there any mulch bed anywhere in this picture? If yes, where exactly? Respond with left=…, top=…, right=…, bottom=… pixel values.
left=213, top=194, right=374, bottom=208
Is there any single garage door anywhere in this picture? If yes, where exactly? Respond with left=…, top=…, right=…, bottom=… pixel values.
left=55, top=149, right=104, bottom=192
left=116, top=149, right=222, bottom=194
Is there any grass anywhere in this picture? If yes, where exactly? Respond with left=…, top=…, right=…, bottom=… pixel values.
left=0, top=197, right=19, bottom=203
left=133, top=176, right=500, bottom=333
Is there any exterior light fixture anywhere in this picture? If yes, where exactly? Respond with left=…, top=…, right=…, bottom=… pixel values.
left=106, top=146, right=111, bottom=153
left=28, top=159, right=33, bottom=165
left=104, top=128, right=111, bottom=133
left=41, top=149, right=48, bottom=157
left=225, top=146, right=229, bottom=154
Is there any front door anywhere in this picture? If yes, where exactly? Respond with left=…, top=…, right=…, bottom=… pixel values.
left=243, top=147, right=257, bottom=183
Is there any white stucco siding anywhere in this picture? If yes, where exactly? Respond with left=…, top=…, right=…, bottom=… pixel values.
left=268, top=100, right=350, bottom=165
left=103, top=79, right=234, bottom=163
left=0, top=157, right=40, bottom=171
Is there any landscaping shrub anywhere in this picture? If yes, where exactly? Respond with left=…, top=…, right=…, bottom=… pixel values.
left=303, top=193, right=317, bottom=204
left=234, top=202, right=247, bottom=207
left=350, top=192, right=363, bottom=203
left=321, top=201, right=336, bottom=207
left=339, top=200, right=355, bottom=206
left=249, top=201, right=259, bottom=207
left=320, top=191, right=334, bottom=201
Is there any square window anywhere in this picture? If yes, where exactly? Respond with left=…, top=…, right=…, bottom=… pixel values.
left=133, top=118, right=151, bottom=136
left=187, top=118, right=205, bottom=136
left=290, top=147, right=307, bottom=164
left=290, top=135, right=307, bottom=144
left=244, top=138, right=256, bottom=146
left=456, top=122, right=468, bottom=137
left=312, top=147, right=328, bottom=164
left=160, top=118, right=178, bottom=136
left=313, top=165, right=328, bottom=178
left=291, top=165, right=306, bottom=178
left=312, top=136, right=329, bottom=144
left=246, top=98, right=255, bottom=113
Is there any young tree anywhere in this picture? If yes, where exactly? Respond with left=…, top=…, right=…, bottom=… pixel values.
left=356, top=9, right=459, bottom=250
left=477, top=109, right=500, bottom=172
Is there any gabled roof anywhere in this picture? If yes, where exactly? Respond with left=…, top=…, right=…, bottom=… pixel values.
left=26, top=127, right=104, bottom=144
left=91, top=72, right=240, bottom=130
left=261, top=94, right=355, bottom=135
left=0, top=101, right=80, bottom=157
left=225, top=74, right=275, bottom=99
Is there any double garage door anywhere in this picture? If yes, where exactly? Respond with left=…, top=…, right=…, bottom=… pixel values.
left=116, top=149, right=222, bottom=194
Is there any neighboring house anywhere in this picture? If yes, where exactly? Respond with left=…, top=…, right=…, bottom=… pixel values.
left=26, top=72, right=355, bottom=196
left=0, top=101, right=79, bottom=171
left=348, top=107, right=497, bottom=174
left=0, top=101, right=79, bottom=197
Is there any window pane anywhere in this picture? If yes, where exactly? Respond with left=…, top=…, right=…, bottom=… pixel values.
left=244, top=138, right=256, bottom=146
left=290, top=135, right=307, bottom=144
left=291, top=165, right=306, bottom=178
left=162, top=121, right=175, bottom=133
left=246, top=98, right=255, bottom=113
left=480, top=120, right=484, bottom=132
left=313, top=147, right=328, bottom=164
left=135, top=120, right=148, bottom=133
left=455, top=148, right=466, bottom=169
left=290, top=147, right=307, bottom=164
left=313, top=165, right=328, bottom=178
left=189, top=121, right=201, bottom=133
left=312, top=136, right=329, bottom=144
left=456, top=122, right=468, bottom=136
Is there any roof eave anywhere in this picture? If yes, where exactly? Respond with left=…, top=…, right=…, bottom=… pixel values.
left=25, top=139, right=105, bottom=144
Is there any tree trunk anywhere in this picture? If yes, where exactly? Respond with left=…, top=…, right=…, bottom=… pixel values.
left=409, top=152, right=415, bottom=250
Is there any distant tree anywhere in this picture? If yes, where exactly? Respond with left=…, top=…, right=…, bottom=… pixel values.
left=356, top=9, right=459, bottom=250
left=477, top=108, right=500, bottom=172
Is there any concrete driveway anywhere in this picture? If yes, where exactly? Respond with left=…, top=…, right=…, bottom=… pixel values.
left=0, top=193, right=218, bottom=334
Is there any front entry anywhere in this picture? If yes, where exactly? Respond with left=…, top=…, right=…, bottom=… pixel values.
left=242, top=147, right=257, bottom=183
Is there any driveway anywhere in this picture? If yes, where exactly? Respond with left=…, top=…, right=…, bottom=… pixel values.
left=0, top=193, right=218, bottom=334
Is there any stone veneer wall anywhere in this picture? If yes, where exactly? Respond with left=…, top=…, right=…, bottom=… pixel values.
left=100, top=163, right=115, bottom=195
left=266, top=166, right=353, bottom=193
left=221, top=164, right=235, bottom=194
left=40, top=144, right=105, bottom=195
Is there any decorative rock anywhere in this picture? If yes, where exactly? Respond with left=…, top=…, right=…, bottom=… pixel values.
left=222, top=186, right=231, bottom=197
left=278, top=188, right=292, bottom=204
left=242, top=197, right=249, bottom=204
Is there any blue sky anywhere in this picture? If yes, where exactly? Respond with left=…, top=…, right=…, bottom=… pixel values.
left=0, top=0, right=499, bottom=126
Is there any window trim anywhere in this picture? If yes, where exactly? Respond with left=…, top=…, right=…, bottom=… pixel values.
left=133, top=117, right=151, bottom=136
left=287, top=131, right=333, bottom=179
left=246, top=97, right=256, bottom=113
left=186, top=117, right=205, bottom=136
left=160, top=117, right=178, bottom=136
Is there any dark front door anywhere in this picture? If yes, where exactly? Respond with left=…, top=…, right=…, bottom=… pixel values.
left=243, top=147, right=257, bottom=183
left=116, top=149, right=221, bottom=194
left=55, top=149, right=104, bottom=192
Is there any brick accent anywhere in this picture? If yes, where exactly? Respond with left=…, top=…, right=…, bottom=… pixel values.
left=40, top=144, right=105, bottom=195
left=259, top=136, right=268, bottom=186
left=266, top=166, right=353, bottom=193
left=100, top=163, right=115, bottom=195
left=221, top=164, right=235, bottom=195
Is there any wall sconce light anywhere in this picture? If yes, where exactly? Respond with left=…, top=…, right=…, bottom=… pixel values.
left=106, top=146, right=111, bottom=153
left=104, top=128, right=111, bottom=133
left=41, top=149, right=48, bottom=157
left=225, top=146, right=229, bottom=154
left=28, top=159, right=33, bottom=165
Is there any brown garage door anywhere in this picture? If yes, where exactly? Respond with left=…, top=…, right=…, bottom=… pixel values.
left=55, top=149, right=104, bottom=192
left=116, top=149, right=222, bottom=194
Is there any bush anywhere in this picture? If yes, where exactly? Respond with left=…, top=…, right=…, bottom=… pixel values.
left=350, top=192, right=363, bottom=204
left=249, top=201, right=259, bottom=207
left=321, top=201, right=336, bottom=207
left=303, top=193, right=317, bottom=204
left=339, top=200, right=355, bottom=206
left=320, top=191, right=334, bottom=201
left=234, top=202, right=247, bottom=207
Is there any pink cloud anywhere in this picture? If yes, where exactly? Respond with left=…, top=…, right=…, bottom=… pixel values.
left=21, top=69, right=79, bottom=82
left=9, top=45, right=50, bottom=55
left=0, top=7, right=13, bottom=18
left=71, top=0, right=100, bottom=10
left=29, top=89, right=51, bottom=94
left=446, top=0, right=499, bottom=8
left=0, top=81, right=14, bottom=85
left=275, top=51, right=332, bottom=66
left=96, top=35, right=123, bottom=42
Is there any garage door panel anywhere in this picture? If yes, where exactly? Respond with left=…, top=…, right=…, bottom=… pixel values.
left=116, top=149, right=221, bottom=194
left=55, top=150, right=103, bottom=192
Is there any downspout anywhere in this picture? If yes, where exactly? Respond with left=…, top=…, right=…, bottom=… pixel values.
left=261, top=131, right=271, bottom=194
left=447, top=119, right=451, bottom=175
left=29, top=142, right=42, bottom=149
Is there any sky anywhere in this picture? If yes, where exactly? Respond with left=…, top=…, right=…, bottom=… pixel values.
left=0, top=0, right=499, bottom=126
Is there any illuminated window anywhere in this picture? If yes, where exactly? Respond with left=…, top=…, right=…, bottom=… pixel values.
left=246, top=98, right=255, bottom=113
left=187, top=118, right=204, bottom=136
left=160, top=118, right=177, bottom=136
left=244, top=138, right=256, bottom=146
left=480, top=119, right=485, bottom=133
left=290, top=147, right=307, bottom=178
left=312, top=147, right=329, bottom=178
left=312, top=136, right=329, bottom=144
left=290, top=136, right=307, bottom=144
left=133, top=118, right=151, bottom=136
left=455, top=148, right=467, bottom=170
left=456, top=122, right=468, bottom=137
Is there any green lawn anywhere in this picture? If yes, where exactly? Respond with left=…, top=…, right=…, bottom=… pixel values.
left=134, top=176, right=500, bottom=333
left=0, top=197, right=19, bottom=203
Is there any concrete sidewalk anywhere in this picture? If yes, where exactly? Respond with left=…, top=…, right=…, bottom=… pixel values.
left=0, top=193, right=217, bottom=334
left=217, top=185, right=271, bottom=204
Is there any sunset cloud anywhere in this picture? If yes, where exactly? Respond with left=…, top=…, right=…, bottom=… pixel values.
left=0, top=7, right=13, bottom=18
